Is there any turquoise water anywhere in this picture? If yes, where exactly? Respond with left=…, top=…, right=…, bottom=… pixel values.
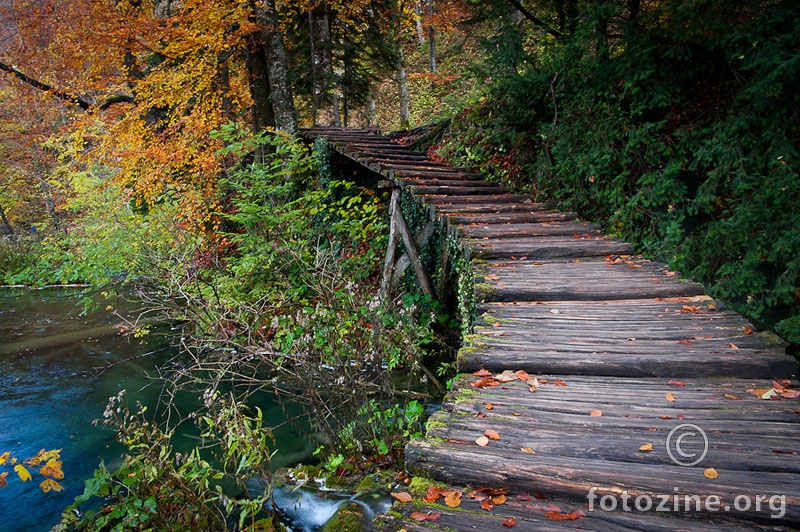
left=0, top=288, right=316, bottom=531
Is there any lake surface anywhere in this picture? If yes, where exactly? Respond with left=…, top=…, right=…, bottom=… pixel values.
left=0, top=288, right=317, bottom=531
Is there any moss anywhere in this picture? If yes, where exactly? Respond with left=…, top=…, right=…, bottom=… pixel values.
left=243, top=516, right=285, bottom=532
left=407, top=476, right=449, bottom=498
left=321, top=501, right=367, bottom=532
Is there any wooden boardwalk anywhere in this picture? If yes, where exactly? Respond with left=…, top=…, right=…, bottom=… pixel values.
left=303, top=127, right=800, bottom=530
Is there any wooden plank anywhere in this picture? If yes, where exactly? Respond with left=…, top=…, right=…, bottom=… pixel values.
left=395, top=499, right=775, bottom=532
left=460, top=220, right=602, bottom=237
left=399, top=178, right=500, bottom=188
left=394, top=168, right=484, bottom=179
left=448, top=211, right=578, bottom=224
left=424, top=193, right=532, bottom=205
left=475, top=258, right=705, bottom=301
left=404, top=377, right=800, bottom=526
left=408, top=185, right=507, bottom=195
left=470, top=235, right=635, bottom=259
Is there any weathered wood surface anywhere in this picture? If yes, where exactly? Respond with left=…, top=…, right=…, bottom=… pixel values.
left=302, top=128, right=800, bottom=530
left=476, top=257, right=704, bottom=301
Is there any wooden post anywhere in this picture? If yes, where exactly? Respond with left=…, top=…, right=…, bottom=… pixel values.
left=381, top=188, right=439, bottom=306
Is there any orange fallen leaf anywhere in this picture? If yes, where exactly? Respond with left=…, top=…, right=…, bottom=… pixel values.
left=724, top=394, right=741, bottom=400
left=502, top=517, right=517, bottom=527
left=666, top=393, right=677, bottom=402
left=704, top=468, right=719, bottom=479
left=480, top=499, right=493, bottom=511
left=512, top=411, right=521, bottom=416
left=475, top=435, right=490, bottom=447
left=744, top=327, right=754, bottom=335
left=410, top=512, right=428, bottom=522
left=730, top=343, right=739, bottom=350
left=484, top=274, right=500, bottom=281
left=391, top=492, right=413, bottom=503
left=486, top=403, right=494, bottom=410
left=444, top=490, right=462, bottom=508
left=781, top=390, right=800, bottom=399
left=667, top=379, right=687, bottom=387
left=514, top=370, right=533, bottom=381
left=424, top=486, right=443, bottom=503
left=639, top=443, right=654, bottom=452
left=521, top=447, right=535, bottom=454
left=473, top=368, right=493, bottom=377
left=492, top=494, right=507, bottom=505
left=552, top=379, right=567, bottom=386
left=590, top=410, right=603, bottom=417
left=484, top=429, right=501, bottom=440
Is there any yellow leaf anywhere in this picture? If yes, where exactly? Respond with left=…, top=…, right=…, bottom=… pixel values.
left=639, top=443, right=654, bottom=452
left=703, top=468, right=719, bottom=479
left=39, top=478, right=64, bottom=493
left=666, top=393, right=677, bottom=402
left=444, top=490, right=462, bottom=508
left=14, top=464, right=32, bottom=482
left=0, top=452, right=10, bottom=466
left=40, top=458, right=64, bottom=480
left=729, top=343, right=739, bottom=350
left=521, top=447, right=535, bottom=454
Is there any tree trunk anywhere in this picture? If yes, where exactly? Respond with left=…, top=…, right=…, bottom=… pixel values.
left=427, top=0, right=436, bottom=73
left=397, top=46, right=409, bottom=130
left=245, top=32, right=275, bottom=163
left=0, top=201, right=14, bottom=235
left=309, top=0, right=332, bottom=125
left=256, top=1, right=297, bottom=134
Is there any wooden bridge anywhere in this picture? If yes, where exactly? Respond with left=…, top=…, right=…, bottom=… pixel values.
left=303, top=127, right=799, bottom=531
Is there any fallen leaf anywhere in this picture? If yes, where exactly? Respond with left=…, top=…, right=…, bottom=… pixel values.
left=659, top=416, right=673, bottom=419
left=534, top=492, right=548, bottom=500
left=391, top=492, right=413, bottom=503
left=475, top=435, right=490, bottom=447
left=724, top=394, right=741, bottom=400
left=486, top=403, right=494, bottom=410
left=704, top=468, right=719, bottom=479
left=426, top=512, right=442, bottom=521
left=492, top=494, right=507, bottom=505
left=781, top=390, right=800, bottom=399
left=0, top=472, right=7, bottom=488
left=678, top=340, right=694, bottom=345
left=552, top=379, right=567, bottom=387
left=473, top=368, right=493, bottom=377
left=590, top=410, right=603, bottom=417
left=514, top=370, right=533, bottom=381
left=410, top=512, right=428, bottom=522
left=667, top=379, right=687, bottom=387
left=39, top=478, right=63, bottom=493
left=480, top=499, right=493, bottom=511
left=639, top=443, right=654, bottom=452
left=14, top=464, right=31, bottom=482
left=495, top=370, right=519, bottom=382
left=512, top=411, right=521, bottom=416
left=761, top=389, right=779, bottom=400
left=485, top=274, right=500, bottom=281
left=744, top=327, right=754, bottom=334
left=666, top=393, right=677, bottom=402
left=444, top=490, right=462, bottom=508
left=730, top=343, right=739, bottom=350
left=516, top=493, right=532, bottom=501
left=471, top=377, right=500, bottom=389
left=484, top=429, right=501, bottom=440
left=520, top=447, right=535, bottom=454
left=502, top=517, right=517, bottom=527
left=424, top=486, right=443, bottom=503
